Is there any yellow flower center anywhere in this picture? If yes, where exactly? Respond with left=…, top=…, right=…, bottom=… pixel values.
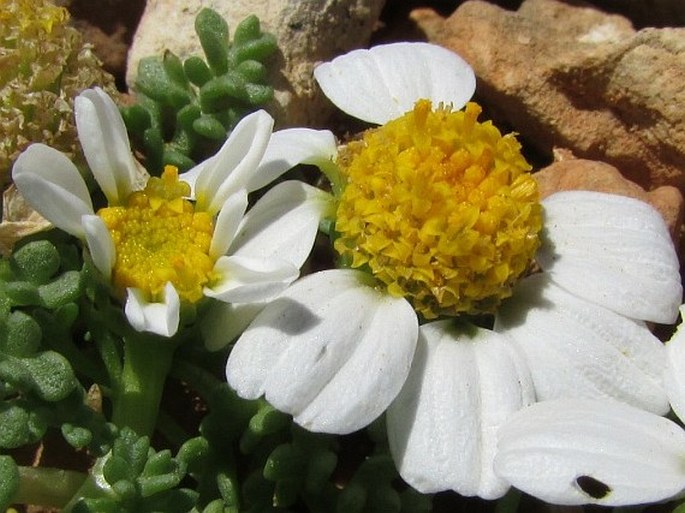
left=334, top=100, right=542, bottom=319
left=98, top=165, right=216, bottom=303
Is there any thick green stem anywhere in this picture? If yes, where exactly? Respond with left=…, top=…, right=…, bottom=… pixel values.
left=14, top=467, right=87, bottom=509
left=111, top=335, right=176, bottom=437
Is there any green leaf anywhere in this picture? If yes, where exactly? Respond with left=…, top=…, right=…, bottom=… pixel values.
left=10, top=240, right=60, bottom=283
left=38, top=270, right=83, bottom=309
left=4, top=310, right=42, bottom=356
left=121, top=104, right=152, bottom=133
left=4, top=280, right=41, bottom=306
left=236, top=60, right=267, bottom=83
left=62, top=423, right=94, bottom=449
left=232, top=34, right=278, bottom=63
left=199, top=73, right=249, bottom=112
left=163, top=50, right=189, bottom=88
left=184, top=56, right=213, bottom=87
left=233, top=15, right=262, bottom=45
left=22, top=351, right=77, bottom=401
left=193, top=115, right=227, bottom=140
left=0, top=402, right=46, bottom=448
left=196, top=8, right=229, bottom=75
left=0, top=456, right=19, bottom=510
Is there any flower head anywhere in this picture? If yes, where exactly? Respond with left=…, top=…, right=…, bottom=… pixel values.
left=225, top=42, right=682, bottom=499
left=13, top=87, right=335, bottom=338
left=334, top=99, right=541, bottom=318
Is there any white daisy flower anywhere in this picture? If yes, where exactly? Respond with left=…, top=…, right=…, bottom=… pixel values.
left=495, top=306, right=685, bottom=506
left=225, top=43, right=682, bottom=499
left=12, top=87, right=336, bottom=339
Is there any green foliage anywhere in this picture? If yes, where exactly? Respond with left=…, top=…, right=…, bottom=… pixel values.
left=122, top=9, right=278, bottom=175
left=0, top=455, right=19, bottom=510
left=71, top=427, right=197, bottom=513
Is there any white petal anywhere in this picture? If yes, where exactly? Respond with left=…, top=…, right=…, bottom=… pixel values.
left=82, top=214, right=115, bottom=280
left=226, top=269, right=418, bottom=434
left=201, top=301, right=266, bottom=351
left=495, top=398, right=685, bottom=506
left=194, top=110, right=274, bottom=215
left=387, top=321, right=534, bottom=499
left=230, top=181, right=333, bottom=268
left=12, top=144, right=94, bottom=237
left=209, top=190, right=248, bottom=260
left=495, top=274, right=669, bottom=414
left=124, top=283, right=180, bottom=337
left=314, top=42, right=476, bottom=125
left=205, top=255, right=298, bottom=303
left=74, top=88, right=138, bottom=205
left=539, top=191, right=682, bottom=324
left=247, top=128, right=339, bottom=192
left=665, top=305, right=685, bottom=422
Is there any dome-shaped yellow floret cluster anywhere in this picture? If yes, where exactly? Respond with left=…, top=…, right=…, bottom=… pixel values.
left=98, top=166, right=216, bottom=303
left=334, top=100, right=542, bottom=319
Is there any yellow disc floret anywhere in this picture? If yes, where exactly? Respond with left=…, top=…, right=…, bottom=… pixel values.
left=334, top=100, right=542, bottom=319
left=98, top=165, right=215, bottom=303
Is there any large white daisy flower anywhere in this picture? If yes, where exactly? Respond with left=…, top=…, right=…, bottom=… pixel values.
left=12, top=87, right=336, bottom=339
left=495, top=304, right=685, bottom=506
left=225, top=43, right=682, bottom=499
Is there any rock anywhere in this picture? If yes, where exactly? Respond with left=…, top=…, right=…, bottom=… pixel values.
left=126, top=0, right=386, bottom=128
left=534, top=155, right=684, bottom=246
left=412, top=0, right=685, bottom=193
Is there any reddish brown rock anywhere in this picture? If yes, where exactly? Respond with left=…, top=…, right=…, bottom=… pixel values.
left=534, top=156, right=684, bottom=247
left=412, top=0, right=685, bottom=193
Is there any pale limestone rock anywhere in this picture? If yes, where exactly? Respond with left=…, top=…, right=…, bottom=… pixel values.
left=412, top=0, right=685, bottom=192
left=534, top=155, right=684, bottom=246
left=127, top=0, right=385, bottom=128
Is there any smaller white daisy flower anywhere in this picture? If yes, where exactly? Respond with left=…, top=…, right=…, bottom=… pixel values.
left=12, top=87, right=336, bottom=339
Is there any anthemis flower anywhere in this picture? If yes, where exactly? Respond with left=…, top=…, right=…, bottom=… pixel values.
left=226, top=43, right=681, bottom=498
left=13, top=87, right=335, bottom=338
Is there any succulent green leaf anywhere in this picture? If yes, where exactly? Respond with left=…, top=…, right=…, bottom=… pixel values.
left=176, top=103, right=202, bottom=131
left=176, top=436, right=210, bottom=469
left=121, top=104, right=152, bottom=133
left=10, top=240, right=60, bottom=283
left=0, top=402, right=46, bottom=447
left=4, top=280, right=41, bottom=306
left=38, top=269, right=83, bottom=309
left=199, top=73, right=249, bottom=112
left=196, top=8, right=230, bottom=76
left=138, top=473, right=182, bottom=498
left=244, top=83, right=274, bottom=105
left=193, top=116, right=227, bottom=140
left=263, top=444, right=305, bottom=481
left=0, top=456, right=19, bottom=510
left=233, top=15, right=262, bottom=45
left=232, top=34, right=278, bottom=63
left=184, top=56, right=213, bottom=87
left=3, top=310, right=42, bottom=356
left=62, top=423, right=94, bottom=449
left=217, top=471, right=240, bottom=506
left=236, top=60, right=267, bottom=83
left=163, top=50, right=189, bottom=88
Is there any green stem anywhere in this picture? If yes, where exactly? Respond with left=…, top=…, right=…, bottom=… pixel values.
left=14, top=467, right=87, bottom=509
left=111, top=334, right=176, bottom=437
